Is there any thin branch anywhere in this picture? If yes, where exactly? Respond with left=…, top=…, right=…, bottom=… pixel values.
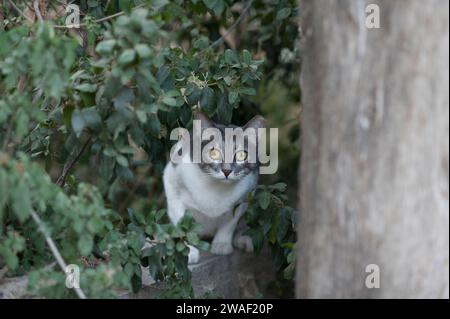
left=30, top=210, right=87, bottom=299
left=56, top=136, right=92, bottom=187
left=210, top=0, right=254, bottom=49
left=95, top=10, right=126, bottom=23
left=53, top=4, right=145, bottom=29
left=33, top=0, right=44, bottom=22
left=6, top=0, right=34, bottom=22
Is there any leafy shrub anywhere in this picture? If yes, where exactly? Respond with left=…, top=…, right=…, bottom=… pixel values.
left=0, top=0, right=299, bottom=298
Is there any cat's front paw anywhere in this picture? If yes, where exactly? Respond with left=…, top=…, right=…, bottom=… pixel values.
left=188, top=245, right=200, bottom=264
left=210, top=241, right=233, bottom=255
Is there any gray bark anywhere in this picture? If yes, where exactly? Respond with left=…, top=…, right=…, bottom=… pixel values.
left=297, top=0, right=449, bottom=298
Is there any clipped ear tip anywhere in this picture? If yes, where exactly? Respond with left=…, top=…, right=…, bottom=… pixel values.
left=194, top=110, right=209, bottom=121
left=193, top=110, right=213, bottom=128
left=244, top=115, right=266, bottom=129
left=255, top=115, right=266, bottom=128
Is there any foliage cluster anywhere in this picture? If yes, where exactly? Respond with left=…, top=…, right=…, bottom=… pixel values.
left=0, top=0, right=299, bottom=298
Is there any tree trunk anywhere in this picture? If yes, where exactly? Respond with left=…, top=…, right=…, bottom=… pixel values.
left=297, top=0, right=449, bottom=298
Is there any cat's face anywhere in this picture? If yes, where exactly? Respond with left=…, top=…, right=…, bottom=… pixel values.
left=194, top=112, right=265, bottom=182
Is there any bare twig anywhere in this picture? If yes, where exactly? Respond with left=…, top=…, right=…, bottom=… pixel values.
left=33, top=0, right=44, bottom=22
left=6, top=0, right=34, bottom=22
left=210, top=0, right=254, bottom=48
left=95, top=10, right=127, bottom=23
left=30, top=210, right=87, bottom=299
left=53, top=4, right=145, bottom=29
left=56, top=136, right=92, bottom=187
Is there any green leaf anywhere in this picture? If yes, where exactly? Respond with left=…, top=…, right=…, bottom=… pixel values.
left=228, top=91, right=239, bottom=104
left=269, top=182, right=287, bottom=192
left=116, top=154, right=129, bottom=167
left=70, top=110, right=84, bottom=136
left=119, top=0, right=132, bottom=12
left=78, top=236, right=94, bottom=256
left=258, top=191, right=271, bottom=210
left=166, top=239, right=175, bottom=250
left=213, top=0, right=225, bottom=16
left=186, top=86, right=202, bottom=106
left=223, top=75, right=232, bottom=86
left=224, top=49, right=238, bottom=64
left=239, top=87, right=256, bottom=96
left=11, top=180, right=31, bottom=222
left=217, top=94, right=233, bottom=124
left=277, top=208, right=291, bottom=243
left=176, top=241, right=185, bottom=252
left=245, top=228, right=264, bottom=253
left=0, top=170, right=8, bottom=215
left=161, top=96, right=177, bottom=107
left=136, top=110, right=147, bottom=123
left=0, top=248, right=19, bottom=270
left=87, top=218, right=104, bottom=233
left=136, top=212, right=146, bottom=226
left=200, top=87, right=215, bottom=113
left=96, top=39, right=116, bottom=54
left=148, top=113, right=161, bottom=136
left=74, top=83, right=97, bottom=93
left=135, top=44, right=152, bottom=59
left=276, top=8, right=291, bottom=20
left=203, top=0, right=225, bottom=16
left=151, top=0, right=170, bottom=10
left=283, top=262, right=295, bottom=280
left=242, top=50, right=252, bottom=64
left=118, top=49, right=136, bottom=66
left=71, top=107, right=102, bottom=137
left=114, top=88, right=135, bottom=113
left=196, top=240, right=210, bottom=251
left=186, top=232, right=199, bottom=245
left=131, top=273, right=142, bottom=293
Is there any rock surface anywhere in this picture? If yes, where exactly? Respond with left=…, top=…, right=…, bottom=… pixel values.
left=0, top=250, right=276, bottom=299
left=120, top=249, right=276, bottom=299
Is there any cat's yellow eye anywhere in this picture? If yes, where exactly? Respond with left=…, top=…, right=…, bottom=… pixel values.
left=209, top=148, right=221, bottom=160
left=235, top=150, right=247, bottom=162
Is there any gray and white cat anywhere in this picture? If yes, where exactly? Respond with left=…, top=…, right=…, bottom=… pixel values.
left=163, top=111, right=265, bottom=263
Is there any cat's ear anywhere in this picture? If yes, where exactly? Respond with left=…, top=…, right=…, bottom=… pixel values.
left=243, top=115, right=266, bottom=130
left=194, top=111, right=214, bottom=130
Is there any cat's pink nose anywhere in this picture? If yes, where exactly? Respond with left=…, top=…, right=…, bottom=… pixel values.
left=222, top=169, right=232, bottom=178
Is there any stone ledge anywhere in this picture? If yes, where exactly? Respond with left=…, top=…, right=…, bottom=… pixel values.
left=121, top=249, right=276, bottom=299
left=0, top=250, right=275, bottom=299
left=0, top=275, right=29, bottom=299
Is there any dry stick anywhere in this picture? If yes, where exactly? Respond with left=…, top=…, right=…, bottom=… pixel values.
left=54, top=11, right=124, bottom=28
left=53, top=4, right=145, bottom=29
left=33, top=0, right=44, bottom=22
left=30, top=210, right=87, bottom=299
left=56, top=136, right=92, bottom=187
left=6, top=0, right=34, bottom=22
left=18, top=0, right=87, bottom=300
left=210, top=0, right=254, bottom=49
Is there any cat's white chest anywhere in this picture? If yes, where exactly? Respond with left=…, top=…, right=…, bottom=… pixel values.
left=167, top=162, right=257, bottom=218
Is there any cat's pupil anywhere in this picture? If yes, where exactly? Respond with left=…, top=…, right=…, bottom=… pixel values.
left=235, top=150, right=247, bottom=162
left=209, top=148, right=221, bottom=160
